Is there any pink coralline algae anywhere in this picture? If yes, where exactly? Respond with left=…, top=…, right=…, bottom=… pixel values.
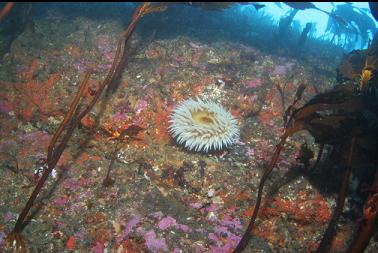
left=207, top=210, right=242, bottom=253
left=205, top=203, right=220, bottom=212
left=117, top=215, right=140, bottom=243
left=111, top=111, right=128, bottom=122
left=53, top=197, right=68, bottom=208
left=158, top=215, right=193, bottom=233
left=218, top=214, right=242, bottom=231
left=134, top=99, right=148, bottom=114
left=144, top=230, right=168, bottom=253
left=62, top=178, right=82, bottom=191
left=208, top=221, right=242, bottom=253
left=172, top=248, right=181, bottom=253
left=123, top=215, right=141, bottom=237
left=91, top=241, right=105, bottom=253
left=158, top=216, right=177, bottom=230
left=189, top=202, right=203, bottom=209
left=74, top=230, right=86, bottom=241
left=209, top=232, right=241, bottom=253
left=245, top=78, right=263, bottom=88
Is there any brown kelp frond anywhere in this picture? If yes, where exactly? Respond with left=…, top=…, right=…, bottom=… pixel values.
left=7, top=72, right=91, bottom=243
left=107, top=2, right=168, bottom=94
left=284, top=82, right=307, bottom=127
left=6, top=3, right=162, bottom=251
left=0, top=2, right=14, bottom=22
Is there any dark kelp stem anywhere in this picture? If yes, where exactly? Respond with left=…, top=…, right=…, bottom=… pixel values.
left=315, top=137, right=356, bottom=253
left=5, top=3, right=165, bottom=251
left=234, top=122, right=304, bottom=252
left=102, top=142, right=119, bottom=187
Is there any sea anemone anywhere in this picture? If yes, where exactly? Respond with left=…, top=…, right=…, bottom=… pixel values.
left=168, top=98, right=239, bottom=152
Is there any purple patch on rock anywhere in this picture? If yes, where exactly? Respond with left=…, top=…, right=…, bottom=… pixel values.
left=92, top=241, right=104, bottom=253
left=134, top=99, right=148, bottom=114
left=3, top=212, right=13, bottom=223
left=208, top=232, right=218, bottom=242
left=124, top=215, right=141, bottom=235
left=62, top=178, right=81, bottom=191
left=158, top=216, right=177, bottom=230
left=176, top=224, right=192, bottom=233
left=74, top=230, right=86, bottom=241
left=214, top=226, right=230, bottom=236
left=157, top=215, right=193, bottom=233
left=143, top=230, right=168, bottom=253
left=189, top=202, right=202, bottom=209
left=0, top=231, right=6, bottom=247
left=245, top=78, right=262, bottom=88
left=273, top=65, right=287, bottom=76
left=116, top=215, right=141, bottom=243
left=218, top=214, right=242, bottom=231
left=0, top=100, right=12, bottom=115
left=54, top=197, right=68, bottom=208
left=172, top=248, right=181, bottom=253
left=209, top=230, right=241, bottom=253
left=205, top=203, right=219, bottom=212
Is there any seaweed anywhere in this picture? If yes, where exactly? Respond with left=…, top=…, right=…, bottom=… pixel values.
left=235, top=58, right=378, bottom=252
left=3, top=3, right=166, bottom=252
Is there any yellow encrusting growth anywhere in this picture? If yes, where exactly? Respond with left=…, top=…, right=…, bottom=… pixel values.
left=360, top=68, right=372, bottom=92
